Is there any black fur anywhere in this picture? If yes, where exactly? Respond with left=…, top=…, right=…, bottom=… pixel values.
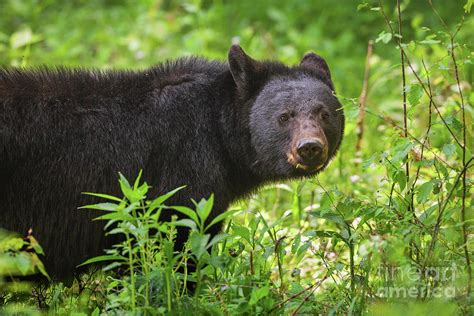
left=0, top=45, right=344, bottom=279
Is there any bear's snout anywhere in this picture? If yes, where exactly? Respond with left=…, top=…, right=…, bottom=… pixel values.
left=297, top=138, right=325, bottom=164
left=286, top=115, right=330, bottom=172
left=287, top=134, right=329, bottom=173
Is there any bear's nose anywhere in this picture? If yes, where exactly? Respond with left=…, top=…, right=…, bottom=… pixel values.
left=297, top=139, right=323, bottom=163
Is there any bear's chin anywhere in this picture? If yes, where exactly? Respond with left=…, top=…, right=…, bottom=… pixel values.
left=268, top=164, right=321, bottom=180
left=292, top=168, right=320, bottom=178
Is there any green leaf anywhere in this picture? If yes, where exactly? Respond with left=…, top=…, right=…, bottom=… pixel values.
left=189, top=232, right=210, bottom=260
left=1, top=237, right=26, bottom=252
left=205, top=208, right=240, bottom=232
left=419, top=204, right=438, bottom=224
left=196, top=194, right=214, bottom=223
left=168, top=206, right=198, bottom=223
left=232, top=224, right=251, bottom=243
left=408, top=84, right=423, bottom=106
left=291, top=234, right=301, bottom=254
left=133, top=169, right=143, bottom=190
left=34, top=258, right=51, bottom=280
left=148, top=186, right=186, bottom=210
left=15, top=253, right=33, bottom=275
left=391, top=139, right=414, bottom=163
left=309, top=230, right=344, bottom=240
left=464, top=0, right=473, bottom=13
left=29, top=236, right=45, bottom=255
left=296, top=242, right=311, bottom=260
left=77, top=255, right=127, bottom=267
left=249, top=286, right=270, bottom=305
left=417, top=181, right=434, bottom=204
left=91, top=307, right=100, bottom=316
left=206, top=233, right=229, bottom=249
left=394, top=170, right=407, bottom=191
left=445, top=116, right=463, bottom=132
left=118, top=172, right=132, bottom=193
left=442, top=143, right=457, bottom=159
left=172, top=219, right=197, bottom=231
left=376, top=31, right=392, bottom=44
left=341, top=99, right=359, bottom=120
left=319, top=191, right=334, bottom=212
left=291, top=182, right=304, bottom=221
left=79, top=202, right=119, bottom=212
left=93, top=212, right=135, bottom=222
left=310, top=211, right=345, bottom=226
left=118, top=172, right=147, bottom=203
left=418, top=39, right=441, bottom=45
left=357, top=2, right=369, bottom=11
left=81, top=192, right=123, bottom=202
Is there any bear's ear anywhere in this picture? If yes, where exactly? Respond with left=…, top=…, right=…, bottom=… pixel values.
left=228, top=45, right=257, bottom=90
left=300, top=53, right=332, bottom=82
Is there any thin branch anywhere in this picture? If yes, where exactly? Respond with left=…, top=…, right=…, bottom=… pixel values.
left=364, top=108, right=455, bottom=169
left=425, top=157, right=474, bottom=262
left=355, top=40, right=374, bottom=166
left=396, top=0, right=418, bottom=233
left=397, top=0, right=408, bottom=141
left=379, top=0, right=463, bottom=149
left=450, top=25, right=471, bottom=299
left=410, top=59, right=434, bottom=200
left=290, top=274, right=329, bottom=316
left=427, top=0, right=471, bottom=295
left=270, top=283, right=316, bottom=313
left=402, top=50, right=464, bottom=148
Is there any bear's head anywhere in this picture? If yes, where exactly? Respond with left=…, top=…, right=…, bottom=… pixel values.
left=228, top=45, right=344, bottom=180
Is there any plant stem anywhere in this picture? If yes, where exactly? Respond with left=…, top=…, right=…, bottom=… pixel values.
left=355, top=40, right=374, bottom=166
left=348, top=225, right=355, bottom=296
left=396, top=0, right=413, bottom=216
left=126, top=233, right=136, bottom=311
left=165, top=267, right=172, bottom=313
left=194, top=262, right=202, bottom=297
left=450, top=35, right=472, bottom=296
left=426, top=157, right=474, bottom=261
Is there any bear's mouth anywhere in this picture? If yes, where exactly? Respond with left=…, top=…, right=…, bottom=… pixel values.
left=287, top=152, right=326, bottom=174
left=295, top=163, right=323, bottom=172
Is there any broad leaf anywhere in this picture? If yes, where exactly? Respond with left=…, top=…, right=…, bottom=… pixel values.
left=77, top=255, right=127, bottom=267
left=189, top=233, right=210, bottom=260
left=168, top=206, right=198, bottom=223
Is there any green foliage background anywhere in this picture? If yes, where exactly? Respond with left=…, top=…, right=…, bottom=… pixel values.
left=0, top=0, right=473, bottom=315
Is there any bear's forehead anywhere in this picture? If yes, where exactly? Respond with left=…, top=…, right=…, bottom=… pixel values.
left=259, top=77, right=334, bottom=107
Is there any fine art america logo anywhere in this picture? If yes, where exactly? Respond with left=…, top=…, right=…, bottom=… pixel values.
left=376, top=264, right=459, bottom=298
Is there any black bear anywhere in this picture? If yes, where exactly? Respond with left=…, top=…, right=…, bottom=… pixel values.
left=0, top=45, right=344, bottom=279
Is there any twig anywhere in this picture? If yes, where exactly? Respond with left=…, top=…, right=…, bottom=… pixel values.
left=396, top=0, right=408, bottom=141
left=379, top=1, right=463, bottom=149
left=269, top=283, right=316, bottom=313
left=348, top=227, right=356, bottom=296
left=290, top=274, right=329, bottom=316
left=364, top=108, right=454, bottom=169
left=396, top=0, right=417, bottom=228
left=425, top=157, right=474, bottom=262
left=355, top=40, right=374, bottom=166
left=449, top=25, right=471, bottom=299
left=402, top=50, right=463, bottom=148
left=409, top=59, right=434, bottom=204
left=372, top=12, right=463, bottom=149
left=274, top=234, right=286, bottom=291
left=427, top=0, right=471, bottom=296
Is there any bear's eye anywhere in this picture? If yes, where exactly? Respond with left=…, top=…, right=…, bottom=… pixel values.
left=279, top=113, right=290, bottom=124
left=321, top=112, right=330, bottom=121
